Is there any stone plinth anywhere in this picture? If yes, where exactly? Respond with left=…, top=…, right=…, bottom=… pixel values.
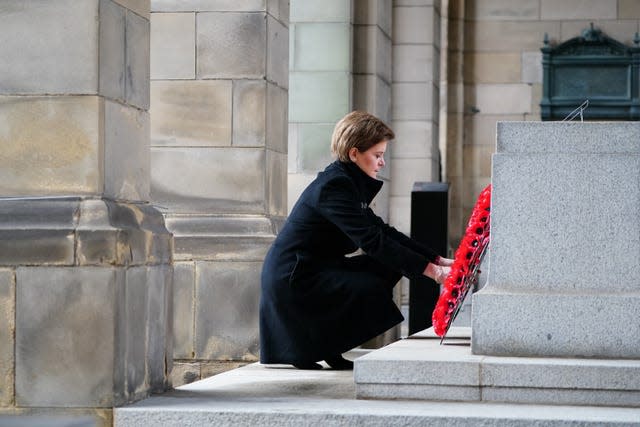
left=355, top=328, right=640, bottom=408
left=472, top=122, right=640, bottom=358
left=0, top=198, right=173, bottom=423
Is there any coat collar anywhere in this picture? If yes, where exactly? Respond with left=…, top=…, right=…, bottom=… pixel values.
left=333, top=160, right=383, bottom=204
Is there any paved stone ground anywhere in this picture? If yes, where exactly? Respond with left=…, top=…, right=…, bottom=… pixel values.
left=114, top=348, right=640, bottom=427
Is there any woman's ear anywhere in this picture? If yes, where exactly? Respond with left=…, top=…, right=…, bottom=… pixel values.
left=348, top=147, right=358, bottom=162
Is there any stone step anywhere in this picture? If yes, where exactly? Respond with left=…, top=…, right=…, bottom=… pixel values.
left=355, top=327, right=640, bottom=408
left=114, top=358, right=640, bottom=427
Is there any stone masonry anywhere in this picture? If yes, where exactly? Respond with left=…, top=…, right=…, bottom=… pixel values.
left=0, top=1, right=173, bottom=425
left=149, top=0, right=289, bottom=385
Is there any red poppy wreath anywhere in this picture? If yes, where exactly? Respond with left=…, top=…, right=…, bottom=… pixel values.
left=432, top=184, right=491, bottom=338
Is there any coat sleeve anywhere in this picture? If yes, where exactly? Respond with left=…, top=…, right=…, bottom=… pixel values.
left=316, top=176, right=432, bottom=280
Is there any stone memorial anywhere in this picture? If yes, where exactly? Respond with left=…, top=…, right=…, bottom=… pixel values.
left=355, top=121, right=640, bottom=409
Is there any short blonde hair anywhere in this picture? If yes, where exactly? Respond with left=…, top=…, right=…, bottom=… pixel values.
left=330, top=111, right=395, bottom=162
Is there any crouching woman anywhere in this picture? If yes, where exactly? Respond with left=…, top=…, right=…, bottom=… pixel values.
left=259, top=111, right=451, bottom=370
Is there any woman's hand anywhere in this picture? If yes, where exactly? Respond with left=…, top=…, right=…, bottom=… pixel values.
left=435, top=256, right=454, bottom=266
left=424, top=262, right=451, bottom=285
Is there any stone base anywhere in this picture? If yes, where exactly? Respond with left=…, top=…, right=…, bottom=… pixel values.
left=472, top=290, right=640, bottom=359
left=166, top=214, right=276, bottom=366
left=354, top=327, right=640, bottom=407
left=0, top=197, right=173, bottom=412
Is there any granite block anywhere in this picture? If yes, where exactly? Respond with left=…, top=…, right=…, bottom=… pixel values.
left=354, top=25, right=392, bottom=82
left=497, top=122, right=640, bottom=153
left=164, top=214, right=275, bottom=236
left=150, top=12, right=196, bottom=79
left=354, top=0, right=391, bottom=35
left=482, top=387, right=640, bottom=407
left=194, top=262, right=261, bottom=360
left=0, top=270, right=15, bottom=406
left=392, top=82, right=434, bottom=121
left=267, top=15, right=289, bottom=89
left=266, top=150, right=287, bottom=217
left=173, top=235, right=273, bottom=262
left=290, top=0, right=351, bottom=22
left=489, top=153, right=640, bottom=292
left=15, top=267, right=116, bottom=407
left=391, top=121, right=433, bottom=158
left=540, top=0, right=616, bottom=20
left=353, top=75, right=392, bottom=123
left=472, top=292, right=640, bottom=358
left=172, top=262, right=195, bottom=359
left=463, top=53, right=520, bottom=84
left=170, top=362, right=200, bottom=387
left=113, top=269, right=127, bottom=405
left=151, top=0, right=265, bottom=12
left=104, top=101, right=150, bottom=201
left=293, top=23, right=350, bottom=71
left=197, top=12, right=266, bottom=78
left=99, top=0, right=126, bottom=102
left=150, top=147, right=265, bottom=214
left=0, top=230, right=75, bottom=266
left=125, top=10, right=150, bottom=109
left=147, top=265, right=172, bottom=392
left=266, top=83, right=288, bottom=153
left=125, top=267, right=149, bottom=398
left=619, top=0, right=640, bottom=19
left=356, top=384, right=480, bottom=401
left=289, top=71, right=351, bottom=123
left=296, top=123, right=335, bottom=172
left=355, top=347, right=481, bottom=387
left=393, top=6, right=436, bottom=44
left=150, top=80, right=232, bottom=147
left=115, top=0, right=150, bottom=18
left=466, top=0, right=539, bottom=21
left=465, top=21, right=560, bottom=52
left=0, top=0, right=99, bottom=95
left=0, top=96, right=103, bottom=196
left=474, top=84, right=532, bottom=115
left=393, top=45, right=436, bottom=83
left=233, top=80, right=266, bottom=147
left=76, top=229, right=119, bottom=266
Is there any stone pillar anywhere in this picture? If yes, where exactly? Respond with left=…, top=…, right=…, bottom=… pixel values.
left=473, top=122, right=640, bottom=358
left=390, top=0, right=441, bottom=235
left=0, top=0, right=172, bottom=424
left=149, top=1, right=289, bottom=384
left=288, top=0, right=353, bottom=210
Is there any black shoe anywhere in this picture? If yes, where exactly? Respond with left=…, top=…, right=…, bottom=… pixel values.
left=292, top=361, right=323, bottom=370
left=324, top=355, right=353, bottom=370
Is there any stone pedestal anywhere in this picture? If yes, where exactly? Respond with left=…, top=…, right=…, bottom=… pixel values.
left=355, top=122, right=640, bottom=408
left=0, top=1, right=173, bottom=425
left=472, top=122, right=640, bottom=358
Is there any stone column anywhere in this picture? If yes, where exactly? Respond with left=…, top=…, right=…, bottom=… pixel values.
left=0, top=0, right=173, bottom=424
left=473, top=122, right=640, bottom=358
left=149, top=1, right=289, bottom=384
left=390, top=0, right=441, bottom=235
left=288, top=0, right=353, bottom=209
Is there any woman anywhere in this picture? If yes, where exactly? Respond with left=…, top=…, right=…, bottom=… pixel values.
left=260, top=111, right=452, bottom=370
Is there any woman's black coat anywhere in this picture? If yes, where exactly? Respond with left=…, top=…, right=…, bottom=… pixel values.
left=259, top=160, right=438, bottom=364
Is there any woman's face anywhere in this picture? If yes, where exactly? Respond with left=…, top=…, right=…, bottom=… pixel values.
left=349, top=140, right=388, bottom=179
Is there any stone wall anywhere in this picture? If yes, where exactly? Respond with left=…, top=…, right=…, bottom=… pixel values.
left=451, top=0, right=640, bottom=243
left=149, top=0, right=289, bottom=386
